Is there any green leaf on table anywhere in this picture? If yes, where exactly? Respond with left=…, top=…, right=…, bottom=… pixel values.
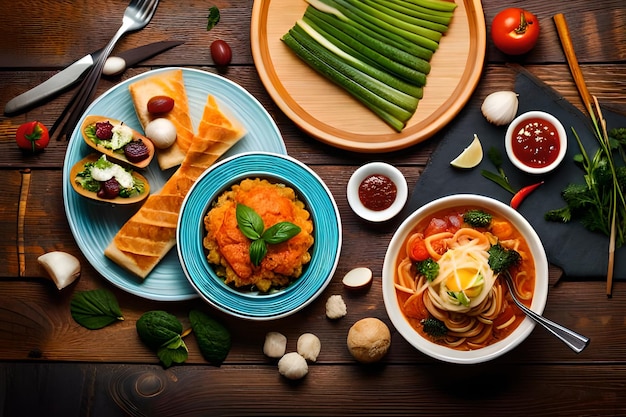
left=189, top=310, right=231, bottom=366
left=136, top=310, right=183, bottom=350
left=206, top=6, right=220, bottom=31
left=136, top=311, right=189, bottom=367
left=157, top=335, right=188, bottom=368
left=70, top=289, right=124, bottom=330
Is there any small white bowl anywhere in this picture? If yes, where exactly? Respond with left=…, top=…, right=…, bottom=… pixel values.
left=347, top=162, right=408, bottom=222
left=505, top=110, right=567, bottom=175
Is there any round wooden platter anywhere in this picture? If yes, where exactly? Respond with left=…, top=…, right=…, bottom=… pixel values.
left=251, top=0, right=487, bottom=153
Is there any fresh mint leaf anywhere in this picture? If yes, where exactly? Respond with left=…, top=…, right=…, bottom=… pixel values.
left=262, top=222, right=301, bottom=244
left=236, top=204, right=263, bottom=240
left=189, top=310, right=231, bottom=366
left=157, top=335, right=188, bottom=368
left=70, top=289, right=124, bottom=330
left=206, top=6, right=220, bottom=31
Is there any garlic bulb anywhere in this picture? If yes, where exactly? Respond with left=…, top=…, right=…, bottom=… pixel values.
left=481, top=91, right=519, bottom=126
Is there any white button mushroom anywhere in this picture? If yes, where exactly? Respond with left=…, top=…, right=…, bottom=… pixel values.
left=297, top=333, right=321, bottom=362
left=278, top=352, right=308, bottom=380
left=263, top=331, right=287, bottom=359
left=325, top=294, right=347, bottom=319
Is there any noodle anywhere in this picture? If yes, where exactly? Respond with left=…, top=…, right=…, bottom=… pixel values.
left=396, top=206, right=535, bottom=351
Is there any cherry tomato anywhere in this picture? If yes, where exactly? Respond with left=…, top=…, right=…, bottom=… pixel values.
left=491, top=8, right=540, bottom=55
left=210, top=39, right=232, bottom=66
left=15, top=121, right=49, bottom=152
left=409, top=237, right=429, bottom=262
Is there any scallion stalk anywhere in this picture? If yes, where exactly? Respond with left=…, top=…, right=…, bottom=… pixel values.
left=282, top=31, right=411, bottom=131
left=296, top=18, right=424, bottom=98
left=306, top=0, right=434, bottom=60
left=303, top=8, right=430, bottom=83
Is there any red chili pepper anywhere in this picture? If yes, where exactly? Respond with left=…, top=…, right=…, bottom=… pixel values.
left=510, top=181, right=544, bottom=210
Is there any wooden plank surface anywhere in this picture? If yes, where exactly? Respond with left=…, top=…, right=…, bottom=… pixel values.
left=1, top=0, right=626, bottom=415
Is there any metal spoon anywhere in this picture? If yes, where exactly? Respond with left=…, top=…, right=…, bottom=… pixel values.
left=503, top=272, right=590, bottom=353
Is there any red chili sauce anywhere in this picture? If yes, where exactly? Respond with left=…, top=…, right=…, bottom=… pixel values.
left=358, top=174, right=397, bottom=211
left=511, top=117, right=561, bottom=168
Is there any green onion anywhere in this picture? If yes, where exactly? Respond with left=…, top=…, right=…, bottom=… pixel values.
left=284, top=0, right=455, bottom=130
left=282, top=31, right=410, bottom=131
left=307, top=0, right=434, bottom=60
left=377, top=0, right=454, bottom=25
left=342, top=0, right=445, bottom=42
left=303, top=8, right=429, bottom=85
left=357, top=0, right=451, bottom=32
left=401, top=0, right=458, bottom=13
left=310, top=0, right=440, bottom=51
left=295, top=19, right=423, bottom=100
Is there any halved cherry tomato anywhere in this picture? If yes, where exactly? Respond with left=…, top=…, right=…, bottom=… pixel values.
left=491, top=8, right=540, bottom=55
left=409, top=237, right=429, bottom=262
left=16, top=121, right=49, bottom=152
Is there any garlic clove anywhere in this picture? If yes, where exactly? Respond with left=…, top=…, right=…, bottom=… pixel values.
left=38, top=251, right=81, bottom=290
left=481, top=91, right=519, bottom=126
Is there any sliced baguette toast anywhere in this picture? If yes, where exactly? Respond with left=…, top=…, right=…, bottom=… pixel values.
left=128, top=69, right=194, bottom=170
left=104, top=95, right=247, bottom=279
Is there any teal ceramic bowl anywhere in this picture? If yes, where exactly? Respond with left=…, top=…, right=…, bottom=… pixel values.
left=177, top=152, right=342, bottom=320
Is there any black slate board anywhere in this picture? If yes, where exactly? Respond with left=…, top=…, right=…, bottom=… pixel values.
left=406, top=68, right=625, bottom=280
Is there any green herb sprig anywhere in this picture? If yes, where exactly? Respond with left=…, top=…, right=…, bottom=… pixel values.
left=236, top=204, right=301, bottom=266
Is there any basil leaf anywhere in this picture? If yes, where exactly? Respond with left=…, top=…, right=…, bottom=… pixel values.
left=70, top=289, right=124, bottom=330
left=189, top=310, right=231, bottom=366
left=262, top=222, right=301, bottom=244
left=206, top=6, right=220, bottom=31
left=136, top=310, right=183, bottom=350
left=236, top=204, right=264, bottom=240
left=157, top=336, right=188, bottom=368
left=249, top=238, right=267, bottom=266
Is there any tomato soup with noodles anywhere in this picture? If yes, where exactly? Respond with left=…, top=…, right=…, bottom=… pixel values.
left=393, top=206, right=535, bottom=350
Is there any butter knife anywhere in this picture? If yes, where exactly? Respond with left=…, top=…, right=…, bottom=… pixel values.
left=4, top=40, right=184, bottom=115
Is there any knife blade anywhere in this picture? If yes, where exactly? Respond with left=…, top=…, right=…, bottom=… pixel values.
left=4, top=40, right=184, bottom=115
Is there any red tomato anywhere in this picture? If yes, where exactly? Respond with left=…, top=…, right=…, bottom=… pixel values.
left=409, top=237, right=429, bottom=262
left=210, top=39, right=232, bottom=66
left=16, top=121, right=50, bottom=152
left=491, top=8, right=540, bottom=55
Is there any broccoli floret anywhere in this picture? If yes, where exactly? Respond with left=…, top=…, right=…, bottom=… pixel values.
left=421, top=317, right=448, bottom=339
left=463, top=209, right=492, bottom=228
left=544, top=206, right=572, bottom=223
left=487, top=243, right=521, bottom=273
left=415, top=258, right=439, bottom=281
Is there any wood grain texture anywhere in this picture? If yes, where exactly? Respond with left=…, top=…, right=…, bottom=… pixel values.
left=1, top=0, right=626, bottom=415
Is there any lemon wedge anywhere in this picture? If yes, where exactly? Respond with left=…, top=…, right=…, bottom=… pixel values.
left=450, top=134, right=483, bottom=168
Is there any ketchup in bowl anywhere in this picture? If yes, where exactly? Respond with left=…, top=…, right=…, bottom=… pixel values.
left=358, top=174, right=397, bottom=211
left=511, top=117, right=560, bottom=168
left=505, top=111, right=567, bottom=175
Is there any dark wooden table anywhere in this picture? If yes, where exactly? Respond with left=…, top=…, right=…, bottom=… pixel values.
left=1, top=0, right=626, bottom=415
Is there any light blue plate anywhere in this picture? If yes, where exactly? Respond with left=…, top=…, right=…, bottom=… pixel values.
left=177, top=152, right=342, bottom=320
left=63, top=68, right=286, bottom=301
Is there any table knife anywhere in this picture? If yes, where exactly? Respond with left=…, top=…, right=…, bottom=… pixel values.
left=4, top=40, right=184, bottom=115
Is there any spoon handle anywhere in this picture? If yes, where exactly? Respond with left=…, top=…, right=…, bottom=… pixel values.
left=504, top=274, right=590, bottom=353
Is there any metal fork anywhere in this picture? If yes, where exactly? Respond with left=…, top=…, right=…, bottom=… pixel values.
left=50, top=0, right=160, bottom=140
left=502, top=271, right=590, bottom=353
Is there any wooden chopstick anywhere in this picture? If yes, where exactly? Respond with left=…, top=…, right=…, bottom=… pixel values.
left=553, top=13, right=595, bottom=115
left=553, top=13, right=616, bottom=297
